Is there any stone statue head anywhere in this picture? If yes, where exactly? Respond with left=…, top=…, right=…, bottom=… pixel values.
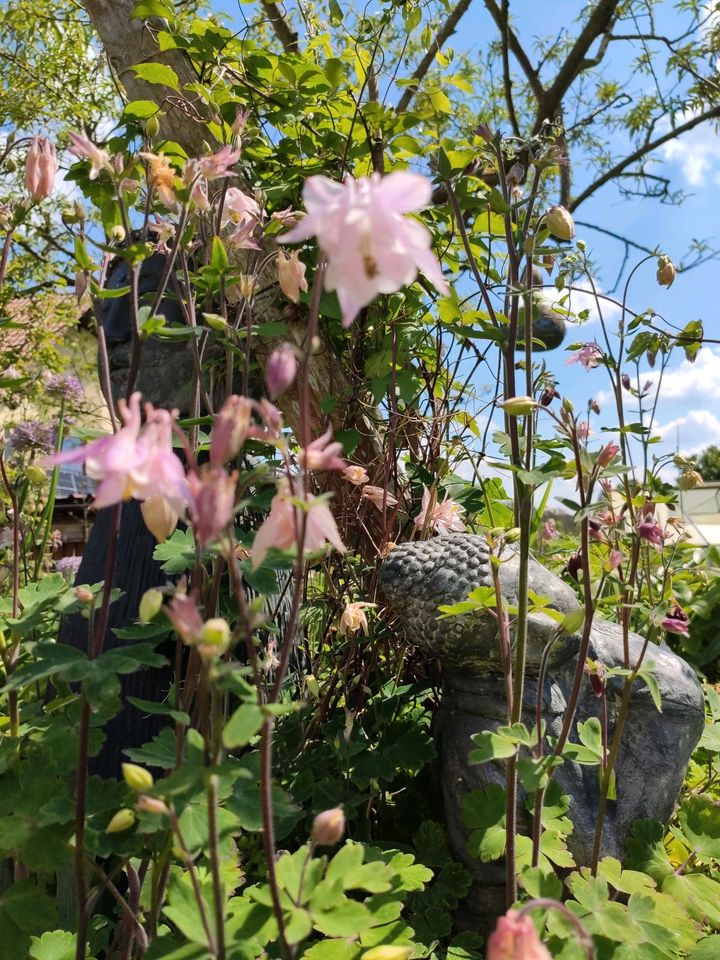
left=101, top=250, right=200, bottom=414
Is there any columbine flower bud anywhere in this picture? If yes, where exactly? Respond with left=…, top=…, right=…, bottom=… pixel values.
left=136, top=795, right=169, bottom=815
left=200, top=618, right=230, bottom=653
left=25, top=136, right=58, bottom=200
left=139, top=588, right=163, bottom=624
left=597, top=442, right=619, bottom=468
left=590, top=399, right=601, bottom=415
left=106, top=808, right=136, bottom=833
left=74, top=586, right=94, bottom=604
left=265, top=345, right=298, bottom=399
left=144, top=115, right=161, bottom=138
left=362, top=949, right=412, bottom=960
left=500, top=396, right=538, bottom=416
left=544, top=205, right=575, bottom=241
left=111, top=225, right=126, bottom=243
left=487, top=910, right=551, bottom=960
left=277, top=249, right=308, bottom=304
left=122, top=763, right=154, bottom=793
left=656, top=255, right=676, bottom=288
left=210, top=395, right=253, bottom=467
left=305, top=674, right=320, bottom=698
left=621, top=373, right=631, bottom=390
left=203, top=312, right=228, bottom=331
left=679, top=468, right=703, bottom=490
left=141, top=496, right=178, bottom=543
left=311, top=807, right=345, bottom=846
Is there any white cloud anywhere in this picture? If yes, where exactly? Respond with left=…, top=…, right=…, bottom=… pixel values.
left=643, top=346, right=720, bottom=403
left=661, top=109, right=720, bottom=187
left=655, top=409, right=720, bottom=454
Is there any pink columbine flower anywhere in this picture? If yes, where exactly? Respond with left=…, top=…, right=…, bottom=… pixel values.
left=251, top=482, right=346, bottom=569
left=277, top=249, right=308, bottom=304
left=210, top=395, right=253, bottom=467
left=42, top=394, right=189, bottom=512
left=576, top=420, right=591, bottom=440
left=338, top=601, right=377, bottom=636
left=166, top=591, right=204, bottom=645
left=221, top=186, right=262, bottom=228
left=299, top=428, right=347, bottom=472
left=196, top=145, right=241, bottom=180
left=597, top=442, right=620, bottom=468
left=190, top=179, right=210, bottom=211
left=540, top=518, right=559, bottom=544
left=361, top=485, right=399, bottom=511
left=606, top=548, right=624, bottom=572
left=486, top=909, right=551, bottom=960
left=227, top=220, right=261, bottom=250
left=187, top=467, right=237, bottom=545
left=567, top=341, right=603, bottom=370
left=660, top=603, right=690, bottom=636
left=25, top=136, right=58, bottom=200
left=265, top=345, right=298, bottom=399
left=638, top=516, right=664, bottom=550
left=133, top=405, right=190, bottom=514
left=68, top=131, right=113, bottom=180
left=282, top=171, right=448, bottom=327
left=343, top=465, right=369, bottom=486
left=415, top=486, right=466, bottom=535
left=231, top=107, right=251, bottom=137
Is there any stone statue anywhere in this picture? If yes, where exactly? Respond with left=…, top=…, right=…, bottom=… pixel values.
left=379, top=534, right=704, bottom=924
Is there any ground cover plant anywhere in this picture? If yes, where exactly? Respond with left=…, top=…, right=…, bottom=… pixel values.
left=4, top=2, right=720, bottom=959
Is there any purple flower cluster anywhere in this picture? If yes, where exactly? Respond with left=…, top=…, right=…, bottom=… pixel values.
left=9, top=420, right=57, bottom=454
left=56, top=555, right=82, bottom=577
left=45, top=373, right=84, bottom=404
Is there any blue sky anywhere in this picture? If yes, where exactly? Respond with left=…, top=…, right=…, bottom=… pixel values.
left=212, top=0, right=720, bottom=473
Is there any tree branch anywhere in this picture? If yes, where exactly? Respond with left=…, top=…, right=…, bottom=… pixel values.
left=500, top=0, right=520, bottom=136
left=536, top=0, right=620, bottom=131
left=483, top=0, right=543, bottom=101
left=570, top=105, right=720, bottom=210
left=396, top=0, right=475, bottom=115
left=259, top=0, right=299, bottom=53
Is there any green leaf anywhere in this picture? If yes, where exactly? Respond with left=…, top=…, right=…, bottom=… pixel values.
left=223, top=704, right=264, bottom=748
left=132, top=62, right=180, bottom=91
left=678, top=795, right=720, bottom=859
left=468, top=729, right=516, bottom=763
left=210, top=236, right=229, bottom=273
left=154, top=528, right=197, bottom=573
left=28, top=931, right=76, bottom=960
left=661, top=873, right=720, bottom=927
left=689, top=937, right=720, bottom=959
left=123, top=100, right=161, bottom=120
left=624, top=820, right=674, bottom=883
left=312, top=900, right=372, bottom=938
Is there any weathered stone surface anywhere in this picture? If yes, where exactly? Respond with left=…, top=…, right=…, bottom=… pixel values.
left=380, top=534, right=704, bottom=923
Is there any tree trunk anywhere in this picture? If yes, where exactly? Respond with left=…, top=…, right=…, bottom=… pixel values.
left=80, top=0, right=385, bottom=478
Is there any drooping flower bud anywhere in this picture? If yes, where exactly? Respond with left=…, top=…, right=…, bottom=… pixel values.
left=122, top=763, right=154, bottom=792
left=136, top=795, right=169, bottom=815
left=200, top=618, right=231, bottom=653
left=106, top=808, right=136, bottom=834
left=486, top=909, right=551, bottom=960
left=139, top=588, right=164, bottom=624
left=74, top=586, right=94, bottom=604
left=362, top=948, right=412, bottom=960
left=141, top=496, right=178, bottom=543
left=311, top=807, right=345, bottom=845
left=210, top=395, right=253, bottom=467
left=265, top=345, right=298, bottom=399
left=277, top=249, right=308, bottom=304
left=544, top=205, right=575, bottom=241
left=25, top=136, right=58, bottom=200
left=500, top=396, right=538, bottom=416
left=597, top=442, right=619, bottom=468
left=678, top=468, right=703, bottom=490
left=656, top=255, right=676, bottom=288
left=187, top=467, right=237, bottom=545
